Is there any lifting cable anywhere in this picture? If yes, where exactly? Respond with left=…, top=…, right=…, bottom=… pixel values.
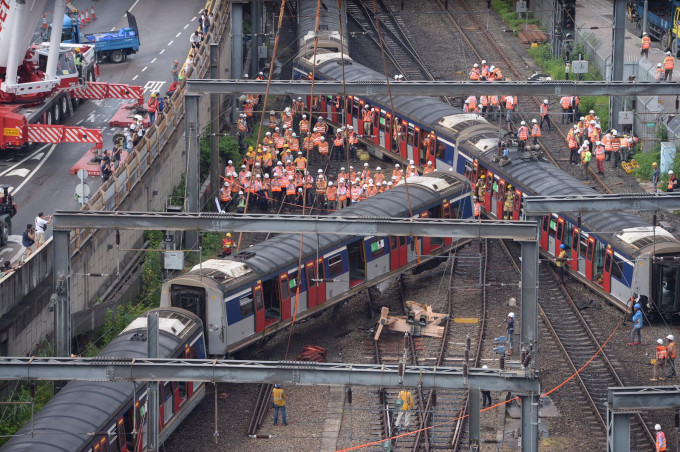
left=284, top=0, right=323, bottom=360
left=337, top=0, right=353, bottom=183
left=237, top=0, right=288, bottom=253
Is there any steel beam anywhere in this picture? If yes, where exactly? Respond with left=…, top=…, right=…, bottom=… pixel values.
left=521, top=393, right=539, bottom=452
left=186, top=79, right=680, bottom=97
left=523, top=193, right=680, bottom=215
left=610, top=0, right=626, bottom=130
left=184, top=94, right=200, bottom=249
left=607, top=409, right=630, bottom=452
left=52, top=212, right=538, bottom=241
left=608, top=386, right=680, bottom=410
left=0, top=358, right=540, bottom=392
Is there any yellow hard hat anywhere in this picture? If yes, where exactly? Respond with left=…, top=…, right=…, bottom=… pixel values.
left=248, top=146, right=253, bottom=151
left=480, top=174, right=486, bottom=178
left=75, top=47, right=81, bottom=52
left=151, top=93, right=156, bottom=97
left=226, top=233, right=231, bottom=237
left=507, top=184, right=513, bottom=189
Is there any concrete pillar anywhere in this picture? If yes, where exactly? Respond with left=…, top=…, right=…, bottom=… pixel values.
left=231, top=3, right=243, bottom=124
left=610, top=0, right=627, bottom=131
left=185, top=94, right=201, bottom=249
left=53, top=230, right=71, bottom=357
left=520, top=393, right=539, bottom=452
left=210, top=43, right=221, bottom=205
left=468, top=388, right=480, bottom=451
left=147, top=312, right=159, bottom=451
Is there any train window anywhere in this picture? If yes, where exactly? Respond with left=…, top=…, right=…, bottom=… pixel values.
left=580, top=236, right=589, bottom=257
left=239, top=295, right=254, bottom=317
left=419, top=135, right=427, bottom=163
left=254, top=289, right=264, bottom=311
left=379, top=111, right=386, bottom=132
left=280, top=278, right=290, bottom=300
left=401, top=121, right=407, bottom=142
left=436, top=139, right=446, bottom=160
left=307, top=264, right=317, bottom=287
left=178, top=381, right=188, bottom=399
left=399, top=236, right=407, bottom=247
left=353, top=98, right=360, bottom=117
left=611, top=255, right=624, bottom=281
left=464, top=161, right=473, bottom=180
left=318, top=260, right=325, bottom=282
left=370, top=239, right=386, bottom=259
left=328, top=255, right=344, bottom=278
left=373, top=110, right=380, bottom=129
left=660, top=267, right=678, bottom=307
left=563, top=225, right=573, bottom=248
left=385, top=115, right=391, bottom=136
left=289, top=271, right=299, bottom=290
left=407, top=125, right=414, bottom=146
left=414, top=129, right=420, bottom=149
left=548, top=218, right=557, bottom=237
left=556, top=221, right=563, bottom=242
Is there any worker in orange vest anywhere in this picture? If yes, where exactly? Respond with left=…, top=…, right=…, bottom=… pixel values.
left=530, top=119, right=541, bottom=145
left=641, top=32, right=651, bottom=58
left=568, top=125, right=580, bottom=164
left=594, top=140, right=606, bottom=175
left=539, top=99, right=552, bottom=131
left=332, top=129, right=345, bottom=161
left=219, top=181, right=232, bottom=212
left=326, top=181, right=337, bottom=210
left=337, top=180, right=348, bottom=209
left=559, top=96, right=572, bottom=124
left=147, top=92, right=159, bottom=124
left=663, top=51, right=675, bottom=81
left=299, top=114, right=309, bottom=135
left=423, top=161, right=435, bottom=174
left=469, top=63, right=480, bottom=80
left=517, top=120, right=529, bottom=150
left=504, top=95, right=514, bottom=123
left=473, top=196, right=482, bottom=220
left=655, top=424, right=667, bottom=452
left=480, top=60, right=489, bottom=79
left=666, top=334, right=677, bottom=378
left=222, top=233, right=235, bottom=257
left=362, top=108, right=373, bottom=136
left=652, top=338, right=668, bottom=381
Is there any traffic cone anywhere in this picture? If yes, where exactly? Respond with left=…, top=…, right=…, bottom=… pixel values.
left=84, top=8, right=90, bottom=24
left=42, top=13, right=47, bottom=30
left=90, top=5, right=96, bottom=20
left=79, top=11, right=85, bottom=26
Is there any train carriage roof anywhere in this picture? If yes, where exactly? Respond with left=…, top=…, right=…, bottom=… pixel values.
left=316, top=57, right=460, bottom=126
left=2, top=309, right=201, bottom=452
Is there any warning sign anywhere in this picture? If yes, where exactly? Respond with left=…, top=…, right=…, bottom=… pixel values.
left=3, top=128, right=20, bottom=136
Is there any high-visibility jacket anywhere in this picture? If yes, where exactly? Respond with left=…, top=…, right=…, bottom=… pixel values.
left=657, top=344, right=669, bottom=360
left=295, top=173, right=304, bottom=187
left=531, top=124, right=541, bottom=138
left=295, top=157, right=307, bottom=170
left=398, top=390, right=414, bottom=410
left=557, top=250, right=567, bottom=267
left=271, top=178, right=282, bottom=192
left=362, top=111, right=371, bottom=123
left=222, top=238, right=234, bottom=251
left=480, top=95, right=488, bottom=107
left=305, top=175, right=314, bottom=190
left=225, top=165, right=235, bottom=176
left=367, top=186, right=377, bottom=197
left=474, top=202, right=481, bottom=217
left=349, top=132, right=359, bottom=145
left=237, top=118, right=247, bottom=132
left=493, top=67, right=503, bottom=79
left=560, top=97, right=571, bottom=109
left=303, top=136, right=314, bottom=151
left=393, top=169, right=402, bottom=179
left=314, top=122, right=328, bottom=134
left=668, top=341, right=677, bottom=359
left=244, top=103, right=253, bottom=117
left=361, top=169, right=371, bottom=181
left=602, top=135, right=612, bottom=151
left=540, top=103, right=549, bottom=117
left=289, top=138, right=300, bottom=151
left=568, top=131, right=578, bottom=149
left=489, top=95, right=499, bottom=106
left=406, top=168, right=417, bottom=178
left=466, top=96, right=477, bottom=110
left=318, top=141, right=329, bottom=154
left=504, top=193, right=514, bottom=211
left=657, top=431, right=667, bottom=452
left=326, top=186, right=337, bottom=201
left=481, top=64, right=489, bottom=78
left=469, top=67, right=480, bottom=80
left=299, top=119, right=309, bottom=133
left=351, top=186, right=361, bottom=202
left=424, top=166, right=435, bottom=174
left=375, top=173, right=384, bottom=184
left=518, top=126, right=529, bottom=140
left=312, top=133, right=322, bottom=146
left=283, top=115, right=293, bottom=129
left=315, top=179, right=327, bottom=194
left=275, top=136, right=284, bottom=149
left=334, top=134, right=344, bottom=146
left=147, top=97, right=158, bottom=113
left=611, top=138, right=621, bottom=151
left=581, top=150, right=591, bottom=163
left=505, top=97, right=514, bottom=109
left=238, top=170, right=248, bottom=183
left=219, top=186, right=231, bottom=202
left=338, top=186, right=348, bottom=201
left=286, top=182, right=296, bottom=196
left=665, top=56, right=674, bottom=70
left=595, top=145, right=605, bottom=160
left=642, top=36, right=651, bottom=49
left=273, top=388, right=285, bottom=406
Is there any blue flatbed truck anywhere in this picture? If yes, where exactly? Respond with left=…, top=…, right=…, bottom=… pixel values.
left=46, top=11, right=140, bottom=63
left=630, top=0, right=680, bottom=55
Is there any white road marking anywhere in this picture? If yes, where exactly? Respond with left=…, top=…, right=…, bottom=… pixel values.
left=142, top=81, right=166, bottom=94
left=132, top=74, right=139, bottom=81
left=87, top=112, right=96, bottom=122
left=110, top=27, right=116, bottom=31
left=168, top=40, right=174, bottom=46
left=175, top=32, right=181, bottom=38
left=129, top=0, right=141, bottom=12
left=150, top=58, right=157, bottom=64
left=5, top=168, right=30, bottom=178
left=184, top=24, right=189, bottom=30
left=159, top=49, right=165, bottom=55
left=31, top=153, right=44, bottom=161
left=0, top=144, right=51, bottom=177
left=12, top=144, right=57, bottom=195
left=191, top=16, right=197, bottom=22
left=76, top=119, right=84, bottom=125
left=141, top=66, right=148, bottom=72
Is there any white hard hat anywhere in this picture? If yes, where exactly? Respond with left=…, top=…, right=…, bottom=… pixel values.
left=292, top=133, right=297, bottom=138
left=266, top=131, right=271, bottom=136
left=490, top=65, right=495, bottom=70
left=275, top=127, right=280, bottom=131
left=302, top=114, right=307, bottom=118
left=521, top=121, right=526, bottom=126
left=364, top=162, right=369, bottom=167
left=658, top=62, right=663, bottom=67
left=256, top=174, right=261, bottom=178
left=596, top=141, right=601, bottom=145
left=318, top=168, right=323, bottom=173
left=340, top=167, right=345, bottom=171
left=387, top=182, right=393, bottom=186
left=473, top=63, right=479, bottom=67
left=328, top=181, right=333, bottom=186
left=668, top=51, right=672, bottom=55
left=655, top=424, right=662, bottom=431
left=244, top=73, right=249, bottom=78
left=232, top=172, right=238, bottom=177
left=264, top=173, right=269, bottom=178
left=238, top=191, right=244, bottom=195
left=427, top=161, right=432, bottom=165
left=482, top=60, right=487, bottom=64
left=643, top=32, right=647, bottom=36
left=320, top=136, right=325, bottom=140
left=298, top=96, right=302, bottom=100
left=658, top=338, right=664, bottom=345
left=482, top=365, right=488, bottom=369
left=409, top=160, right=414, bottom=165
left=228, top=160, right=233, bottom=164
left=669, top=170, right=674, bottom=174
left=589, top=110, right=595, bottom=114
left=246, top=171, right=252, bottom=176
left=395, top=163, right=400, bottom=168
left=532, top=118, right=537, bottom=123
left=465, top=99, right=470, bottom=103
left=543, top=99, right=548, bottom=104
left=508, top=312, right=515, bottom=318
left=668, top=334, right=675, bottom=341
left=298, top=188, right=303, bottom=193
left=348, top=125, right=353, bottom=130
left=376, top=166, right=381, bottom=171
left=580, top=116, right=585, bottom=120
left=411, top=165, right=415, bottom=169
left=590, top=120, right=596, bottom=124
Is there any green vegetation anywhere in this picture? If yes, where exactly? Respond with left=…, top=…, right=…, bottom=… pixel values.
left=199, top=125, right=242, bottom=182
left=525, top=43, right=609, bottom=130
left=491, top=0, right=540, bottom=33
left=634, top=128, right=680, bottom=191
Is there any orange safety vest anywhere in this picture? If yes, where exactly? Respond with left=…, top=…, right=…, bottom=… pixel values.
left=338, top=186, right=348, bottom=201
left=271, top=178, right=282, bottom=192
left=505, top=97, right=514, bottom=110
left=493, top=67, right=502, bottom=79
left=374, top=173, right=384, bottom=184
left=611, top=138, right=620, bottom=151
left=474, top=202, right=481, bottom=217
left=560, top=97, right=571, bottom=109
left=489, top=95, right=499, bottom=106
left=237, top=119, right=247, bottom=132
left=349, top=132, right=359, bottom=144
left=480, top=95, right=488, bottom=107
left=467, top=97, right=477, bottom=110
left=540, top=103, right=548, bottom=117
left=669, top=341, right=677, bottom=359
left=518, top=126, right=528, bottom=140
left=147, top=97, right=158, bottom=113
left=481, top=64, right=489, bottom=78
left=351, top=186, right=361, bottom=201
left=665, top=56, right=675, bottom=70
left=568, top=132, right=578, bottom=149
left=326, top=186, right=337, bottom=201
left=295, top=157, right=307, bottom=169
left=222, top=238, right=234, bottom=250
left=290, top=138, right=299, bottom=151
left=318, top=141, right=329, bottom=155
left=316, top=179, right=327, bottom=194
left=299, top=119, right=309, bottom=133
left=424, top=166, right=435, bottom=174
left=531, top=124, right=541, bottom=138
left=657, top=431, right=667, bottom=452
left=393, top=169, right=402, bottom=179
left=595, top=145, right=605, bottom=160
left=469, top=67, right=480, bottom=80
left=244, top=103, right=253, bottom=117
left=642, top=36, right=651, bottom=49
left=657, top=345, right=669, bottom=360
left=361, top=169, right=371, bottom=181
left=219, top=187, right=231, bottom=202
left=314, top=122, right=328, bottom=134
left=286, top=182, right=296, bottom=195
left=334, top=134, right=343, bottom=146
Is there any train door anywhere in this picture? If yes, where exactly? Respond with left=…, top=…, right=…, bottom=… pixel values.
left=406, top=124, right=415, bottom=163
left=399, top=119, right=408, bottom=158
left=584, top=236, right=596, bottom=281
left=261, top=278, right=282, bottom=326
left=652, top=260, right=680, bottom=313
left=442, top=201, right=453, bottom=246
left=391, top=116, right=401, bottom=155
left=162, top=381, right=175, bottom=426
left=347, top=239, right=367, bottom=287
left=602, top=247, right=614, bottom=292
left=306, top=261, right=318, bottom=308
left=279, top=274, right=291, bottom=321
left=554, top=217, right=565, bottom=255
left=495, top=180, right=505, bottom=218
left=470, top=160, right=479, bottom=184
left=512, top=189, right=522, bottom=221
left=383, top=111, right=392, bottom=150
left=425, top=133, right=436, bottom=166
left=484, top=171, right=493, bottom=212
left=390, top=236, right=409, bottom=269
left=326, top=96, right=334, bottom=122
left=169, top=285, right=215, bottom=352
left=371, top=107, right=380, bottom=144
left=316, top=258, right=327, bottom=305
left=413, top=127, right=421, bottom=167
left=352, top=98, right=360, bottom=131
left=358, top=99, right=366, bottom=135
left=570, top=228, right=581, bottom=272
left=117, top=417, right=131, bottom=452
left=420, top=211, right=431, bottom=255
left=540, top=216, right=549, bottom=250
left=252, top=284, right=265, bottom=333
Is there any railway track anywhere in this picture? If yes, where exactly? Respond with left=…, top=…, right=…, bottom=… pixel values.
left=498, top=239, right=655, bottom=451
left=346, top=0, right=441, bottom=85
left=432, top=0, right=613, bottom=194
left=363, top=240, right=487, bottom=451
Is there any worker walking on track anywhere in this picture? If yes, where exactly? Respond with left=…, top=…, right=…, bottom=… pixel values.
left=272, top=384, right=288, bottom=426
left=556, top=244, right=568, bottom=283
left=663, top=51, right=675, bottom=81
left=655, top=424, right=667, bottom=451
left=666, top=335, right=677, bottom=378
left=652, top=338, right=668, bottom=381
left=641, top=32, right=651, bottom=58
left=539, top=99, right=552, bottom=131
left=395, top=388, right=414, bottom=433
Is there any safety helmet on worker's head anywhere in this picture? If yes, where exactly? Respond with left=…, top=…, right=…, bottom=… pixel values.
left=543, top=99, right=548, bottom=104
left=473, top=196, right=478, bottom=201
left=560, top=244, right=566, bottom=249
left=226, top=233, right=231, bottom=237
left=655, top=424, right=662, bottom=431
left=151, top=92, right=156, bottom=97
left=482, top=60, right=487, bottom=64
left=75, top=47, right=81, bottom=52
left=520, top=120, right=526, bottom=126
left=482, top=365, right=488, bottom=369
left=668, top=334, right=675, bottom=341
left=395, top=163, right=400, bottom=168
left=302, top=114, right=307, bottom=118
left=643, top=32, right=648, bottom=36
left=275, top=384, right=281, bottom=389
left=653, top=162, right=658, bottom=167
left=668, top=51, right=672, bottom=56
left=507, top=184, right=513, bottom=189
left=508, top=312, right=515, bottom=318
left=634, top=303, right=641, bottom=310
left=473, top=63, right=479, bottom=68
left=658, top=63, right=663, bottom=67
left=658, top=338, right=664, bottom=345
left=532, top=118, right=537, bottom=123
left=248, top=146, right=253, bottom=151
left=480, top=174, right=486, bottom=178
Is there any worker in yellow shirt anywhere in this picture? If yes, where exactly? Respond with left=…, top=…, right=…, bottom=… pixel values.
left=272, top=384, right=288, bottom=426
left=395, top=388, right=414, bottom=433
